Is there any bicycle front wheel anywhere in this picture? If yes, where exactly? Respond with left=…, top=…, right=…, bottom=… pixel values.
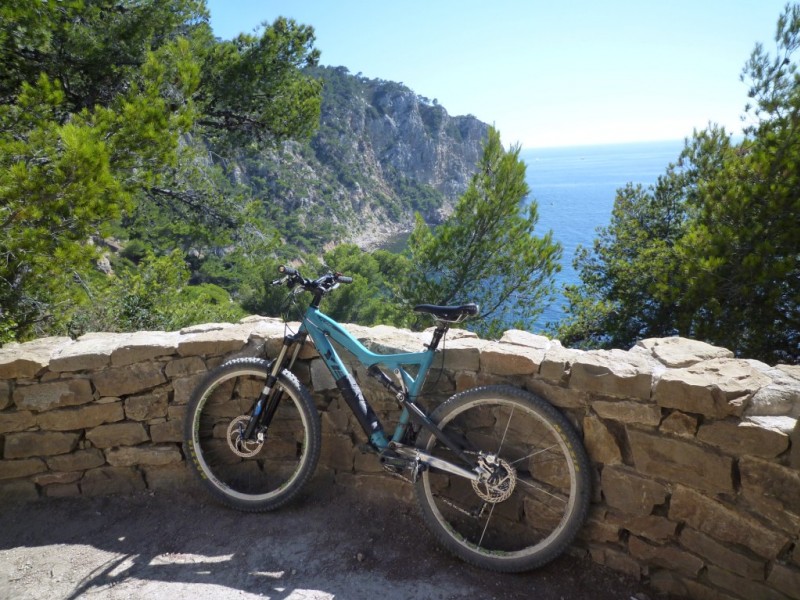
left=184, top=357, right=321, bottom=512
left=414, top=385, right=591, bottom=572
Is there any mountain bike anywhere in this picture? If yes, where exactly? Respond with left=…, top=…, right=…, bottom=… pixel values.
left=184, top=266, right=591, bottom=572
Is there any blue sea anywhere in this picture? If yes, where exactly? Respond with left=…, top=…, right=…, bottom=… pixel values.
left=522, top=139, right=685, bottom=331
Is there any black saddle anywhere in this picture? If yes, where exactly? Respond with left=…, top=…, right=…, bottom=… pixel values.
left=413, top=303, right=479, bottom=323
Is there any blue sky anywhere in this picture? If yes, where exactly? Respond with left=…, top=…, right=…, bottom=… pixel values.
left=206, top=0, right=789, bottom=148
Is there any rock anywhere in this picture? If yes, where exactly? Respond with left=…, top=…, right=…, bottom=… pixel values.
left=4, top=431, right=80, bottom=458
left=13, top=379, right=94, bottom=412
left=628, top=429, right=734, bottom=494
left=658, top=411, right=698, bottom=437
left=49, top=332, right=124, bottom=372
left=628, top=536, right=704, bottom=577
left=105, top=445, right=182, bottom=467
left=0, top=380, right=11, bottom=410
left=739, top=456, right=800, bottom=526
left=653, top=358, right=772, bottom=418
left=0, top=457, right=47, bottom=480
left=480, top=342, right=542, bottom=376
left=679, top=528, right=766, bottom=581
left=85, top=422, right=149, bottom=448
left=570, top=349, right=653, bottom=400
left=697, top=420, right=789, bottom=458
left=124, top=391, right=169, bottom=421
left=601, top=465, right=668, bottom=516
left=80, top=466, right=145, bottom=496
left=176, top=324, right=251, bottom=357
left=582, top=415, right=622, bottom=465
left=92, top=362, right=166, bottom=397
left=592, top=400, right=661, bottom=426
left=111, top=331, right=180, bottom=367
left=668, top=485, right=788, bottom=559
left=0, top=336, right=72, bottom=379
left=36, top=401, right=124, bottom=431
left=707, top=565, right=788, bottom=600
left=766, top=564, right=800, bottom=600
left=46, top=449, right=105, bottom=472
left=635, top=337, right=733, bottom=367
left=0, top=410, right=36, bottom=434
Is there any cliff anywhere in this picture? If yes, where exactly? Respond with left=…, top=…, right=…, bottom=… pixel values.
left=237, top=66, right=490, bottom=249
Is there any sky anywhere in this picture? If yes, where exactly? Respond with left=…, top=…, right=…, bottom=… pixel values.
left=205, top=0, right=790, bottom=148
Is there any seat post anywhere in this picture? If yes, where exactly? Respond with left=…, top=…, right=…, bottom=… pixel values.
left=426, top=323, right=449, bottom=351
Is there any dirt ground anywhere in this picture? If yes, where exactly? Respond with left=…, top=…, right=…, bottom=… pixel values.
left=0, top=476, right=663, bottom=600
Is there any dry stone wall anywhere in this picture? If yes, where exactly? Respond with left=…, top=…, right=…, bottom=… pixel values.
left=1, top=318, right=799, bottom=600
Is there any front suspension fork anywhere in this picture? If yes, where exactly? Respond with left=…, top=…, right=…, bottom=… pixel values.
left=242, top=332, right=306, bottom=441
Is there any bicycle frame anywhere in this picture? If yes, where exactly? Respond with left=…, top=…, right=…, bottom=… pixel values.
left=301, top=306, right=435, bottom=449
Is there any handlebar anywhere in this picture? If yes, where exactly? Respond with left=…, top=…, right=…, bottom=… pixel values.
left=271, top=265, right=353, bottom=296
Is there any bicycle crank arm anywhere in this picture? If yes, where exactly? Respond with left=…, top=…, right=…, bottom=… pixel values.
left=392, top=445, right=479, bottom=482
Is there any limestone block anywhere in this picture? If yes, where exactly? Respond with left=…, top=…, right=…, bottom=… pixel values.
left=4, top=431, right=79, bottom=458
left=739, top=456, right=800, bottom=528
left=707, top=565, right=788, bottom=600
left=697, top=420, right=789, bottom=459
left=105, top=444, right=182, bottom=467
left=654, top=358, right=772, bottom=418
left=480, top=342, right=542, bottom=376
left=124, top=391, right=169, bottom=421
left=36, top=401, right=124, bottom=431
left=310, top=359, right=337, bottom=391
left=0, top=479, right=39, bottom=502
left=149, top=417, right=183, bottom=443
left=539, top=345, right=581, bottom=383
left=601, top=465, right=668, bottom=516
left=171, top=373, right=206, bottom=405
left=176, top=324, right=252, bottom=357
left=746, top=377, right=800, bottom=418
left=46, top=448, right=105, bottom=471
left=635, top=336, right=733, bottom=367
left=659, top=411, right=698, bottom=437
left=0, top=457, right=47, bottom=480
left=668, top=485, right=789, bottom=559
left=433, top=338, right=484, bottom=372
left=13, top=378, right=93, bottom=412
left=0, top=336, right=72, bottom=379
left=49, top=332, right=124, bottom=372
left=80, top=466, right=145, bottom=496
left=767, top=564, right=800, bottom=600
left=164, top=356, right=206, bottom=378
left=0, top=381, right=10, bottom=410
left=593, top=400, right=661, bottom=426
left=589, top=546, right=641, bottom=579
left=570, top=349, right=653, bottom=400
left=319, top=433, right=354, bottom=472
left=0, top=410, right=36, bottom=433
left=746, top=415, right=797, bottom=434
left=31, top=471, right=82, bottom=486
left=92, top=362, right=166, bottom=397
left=110, top=330, right=180, bottom=367
left=628, top=429, right=734, bottom=494
left=679, top=527, right=766, bottom=581
left=582, top=415, right=622, bottom=465
left=85, top=422, right=149, bottom=448
left=524, top=378, right=589, bottom=409
left=792, top=418, right=800, bottom=470
left=628, top=536, right=704, bottom=577
left=608, top=513, right=677, bottom=542
left=142, top=464, right=193, bottom=490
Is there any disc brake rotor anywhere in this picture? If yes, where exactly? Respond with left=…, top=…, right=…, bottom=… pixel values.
left=226, top=415, right=264, bottom=458
left=472, top=457, right=517, bottom=504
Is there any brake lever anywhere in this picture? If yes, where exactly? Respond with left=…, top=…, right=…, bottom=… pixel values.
left=271, top=276, right=288, bottom=286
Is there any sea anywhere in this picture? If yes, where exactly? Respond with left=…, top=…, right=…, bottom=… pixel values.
left=523, top=139, right=685, bottom=331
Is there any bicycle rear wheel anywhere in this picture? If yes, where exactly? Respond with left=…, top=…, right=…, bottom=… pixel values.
left=184, top=357, right=321, bottom=512
left=414, top=385, right=590, bottom=572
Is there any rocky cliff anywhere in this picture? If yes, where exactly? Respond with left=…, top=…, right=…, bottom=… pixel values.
left=237, top=66, right=490, bottom=249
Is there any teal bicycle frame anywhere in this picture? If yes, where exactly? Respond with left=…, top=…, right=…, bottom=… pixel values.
left=300, top=306, right=436, bottom=450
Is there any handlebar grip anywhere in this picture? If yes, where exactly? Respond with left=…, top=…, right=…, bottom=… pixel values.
left=279, top=265, right=298, bottom=276
left=337, top=275, right=353, bottom=284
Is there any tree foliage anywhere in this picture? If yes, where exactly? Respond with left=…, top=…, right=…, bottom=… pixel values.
left=405, top=127, right=561, bottom=338
left=559, top=4, right=800, bottom=363
left=0, top=1, right=322, bottom=342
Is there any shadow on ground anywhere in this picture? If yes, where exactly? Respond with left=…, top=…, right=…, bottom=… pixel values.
left=0, top=476, right=659, bottom=600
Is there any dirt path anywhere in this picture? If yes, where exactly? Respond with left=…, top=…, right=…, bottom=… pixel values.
left=0, top=477, right=660, bottom=600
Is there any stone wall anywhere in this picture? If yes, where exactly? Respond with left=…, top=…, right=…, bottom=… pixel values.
left=1, top=317, right=799, bottom=599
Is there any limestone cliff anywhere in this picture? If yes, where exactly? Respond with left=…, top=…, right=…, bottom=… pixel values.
left=236, top=66, right=489, bottom=249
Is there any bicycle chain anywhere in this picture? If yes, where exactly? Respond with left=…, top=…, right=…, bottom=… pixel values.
left=384, top=467, right=486, bottom=519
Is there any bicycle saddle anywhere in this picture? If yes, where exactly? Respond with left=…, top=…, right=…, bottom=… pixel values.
left=414, top=303, right=479, bottom=323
